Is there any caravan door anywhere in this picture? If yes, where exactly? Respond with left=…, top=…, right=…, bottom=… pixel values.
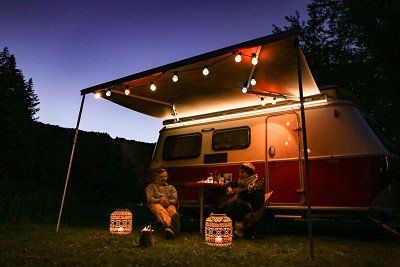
left=266, top=113, right=303, bottom=205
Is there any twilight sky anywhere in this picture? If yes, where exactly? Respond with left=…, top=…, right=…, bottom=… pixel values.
left=0, top=0, right=310, bottom=143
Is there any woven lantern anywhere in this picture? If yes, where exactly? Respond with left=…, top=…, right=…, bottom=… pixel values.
left=109, top=209, right=133, bottom=234
left=205, top=213, right=232, bottom=247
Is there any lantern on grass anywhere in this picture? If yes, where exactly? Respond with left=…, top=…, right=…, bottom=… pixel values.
left=110, top=209, right=133, bottom=234
left=205, top=213, right=232, bottom=247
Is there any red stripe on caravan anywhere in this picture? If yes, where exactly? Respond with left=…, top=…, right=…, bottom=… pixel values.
left=166, top=163, right=265, bottom=204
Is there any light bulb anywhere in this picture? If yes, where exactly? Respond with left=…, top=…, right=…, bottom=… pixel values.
left=261, top=97, right=266, bottom=106
left=242, top=82, right=248, bottom=93
left=250, top=76, right=256, bottom=86
left=271, top=97, right=277, bottom=105
left=124, top=89, right=130, bottom=95
left=150, top=83, right=156, bottom=91
left=105, top=90, right=111, bottom=97
left=94, top=92, right=101, bottom=99
left=251, top=53, right=258, bottom=65
left=235, top=52, right=242, bottom=63
left=172, top=71, right=179, bottom=82
left=202, top=66, right=209, bottom=76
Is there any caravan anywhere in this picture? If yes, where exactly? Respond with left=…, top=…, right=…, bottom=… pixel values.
left=80, top=30, right=397, bottom=219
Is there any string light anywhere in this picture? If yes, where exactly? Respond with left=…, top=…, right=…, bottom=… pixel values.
left=124, top=89, right=130, bottom=95
left=106, top=89, right=112, bottom=97
left=150, top=83, right=157, bottom=91
left=271, top=97, right=277, bottom=105
left=202, top=66, right=209, bottom=76
left=251, top=53, right=258, bottom=65
left=234, top=52, right=242, bottom=63
left=260, top=97, right=266, bottom=106
left=250, top=76, right=256, bottom=86
left=242, top=82, right=248, bottom=93
left=172, top=71, right=179, bottom=82
left=95, top=92, right=101, bottom=98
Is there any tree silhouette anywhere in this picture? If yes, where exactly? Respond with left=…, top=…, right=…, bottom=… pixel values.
left=273, top=0, right=400, bottom=152
left=0, top=47, right=40, bottom=122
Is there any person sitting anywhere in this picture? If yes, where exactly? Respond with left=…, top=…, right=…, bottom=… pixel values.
left=146, top=168, right=180, bottom=238
left=221, top=162, right=264, bottom=238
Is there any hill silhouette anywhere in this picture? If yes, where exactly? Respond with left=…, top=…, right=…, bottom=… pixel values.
left=0, top=120, right=155, bottom=225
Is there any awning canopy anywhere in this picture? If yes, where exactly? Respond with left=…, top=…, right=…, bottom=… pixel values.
left=81, top=30, right=320, bottom=120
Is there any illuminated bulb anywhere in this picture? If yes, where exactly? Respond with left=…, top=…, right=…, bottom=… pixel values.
left=124, top=89, right=130, bottom=95
left=106, top=90, right=111, bottom=97
left=150, top=83, right=156, bottom=91
left=235, top=52, right=242, bottom=63
left=172, top=71, right=179, bottom=82
left=307, top=148, right=311, bottom=153
left=271, top=97, right=277, bottom=105
left=250, top=76, right=256, bottom=86
left=260, top=97, right=266, bottom=106
left=286, top=121, right=290, bottom=127
left=285, top=141, right=289, bottom=146
left=202, top=66, right=209, bottom=76
left=94, top=92, right=101, bottom=99
left=242, top=82, right=248, bottom=93
left=251, top=53, right=258, bottom=65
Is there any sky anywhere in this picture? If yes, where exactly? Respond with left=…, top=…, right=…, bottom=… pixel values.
left=0, top=0, right=310, bottom=143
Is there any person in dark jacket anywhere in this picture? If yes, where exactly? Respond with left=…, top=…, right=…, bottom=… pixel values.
left=222, top=162, right=264, bottom=237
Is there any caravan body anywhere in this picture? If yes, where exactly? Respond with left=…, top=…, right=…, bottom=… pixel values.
left=150, top=95, right=392, bottom=213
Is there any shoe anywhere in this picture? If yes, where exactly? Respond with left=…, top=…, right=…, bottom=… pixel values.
left=171, top=213, right=180, bottom=235
left=164, top=227, right=174, bottom=239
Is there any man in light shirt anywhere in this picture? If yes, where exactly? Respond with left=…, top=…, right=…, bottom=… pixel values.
left=146, top=168, right=180, bottom=238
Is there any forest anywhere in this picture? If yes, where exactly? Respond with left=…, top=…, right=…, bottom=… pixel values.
left=0, top=48, right=154, bottom=225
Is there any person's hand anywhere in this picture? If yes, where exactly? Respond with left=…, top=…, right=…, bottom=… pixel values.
left=226, top=187, right=234, bottom=195
left=160, top=198, right=171, bottom=206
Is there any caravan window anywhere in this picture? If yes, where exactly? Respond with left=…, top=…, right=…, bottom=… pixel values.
left=212, top=126, right=250, bottom=151
left=163, top=133, right=202, bottom=160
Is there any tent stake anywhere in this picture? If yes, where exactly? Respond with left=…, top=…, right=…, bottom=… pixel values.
left=56, top=94, right=86, bottom=232
left=295, top=37, right=315, bottom=260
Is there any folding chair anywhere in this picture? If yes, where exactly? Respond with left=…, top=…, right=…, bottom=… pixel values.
left=244, top=191, right=274, bottom=238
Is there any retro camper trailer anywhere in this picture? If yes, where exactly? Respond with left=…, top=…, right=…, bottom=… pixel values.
left=150, top=87, right=394, bottom=216
left=78, top=30, right=397, bottom=219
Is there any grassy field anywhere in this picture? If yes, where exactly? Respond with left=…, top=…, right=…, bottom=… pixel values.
left=1, top=217, right=399, bottom=266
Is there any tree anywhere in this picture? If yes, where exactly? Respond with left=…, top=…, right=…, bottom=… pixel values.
left=273, top=0, right=400, bottom=152
left=0, top=47, right=40, bottom=122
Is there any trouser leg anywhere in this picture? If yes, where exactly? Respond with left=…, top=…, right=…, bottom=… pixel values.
left=166, top=205, right=177, bottom=217
left=149, top=203, right=172, bottom=228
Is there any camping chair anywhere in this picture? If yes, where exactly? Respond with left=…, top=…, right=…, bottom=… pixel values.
left=244, top=191, right=274, bottom=238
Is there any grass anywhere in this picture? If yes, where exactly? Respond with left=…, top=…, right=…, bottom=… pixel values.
left=0, top=218, right=399, bottom=266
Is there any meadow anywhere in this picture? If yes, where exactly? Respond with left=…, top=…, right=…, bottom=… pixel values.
left=1, top=215, right=399, bottom=266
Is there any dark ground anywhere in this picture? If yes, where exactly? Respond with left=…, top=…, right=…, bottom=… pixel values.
left=1, top=206, right=399, bottom=266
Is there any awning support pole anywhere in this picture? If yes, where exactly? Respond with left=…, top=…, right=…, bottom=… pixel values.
left=295, top=37, right=314, bottom=260
left=56, top=94, right=86, bottom=232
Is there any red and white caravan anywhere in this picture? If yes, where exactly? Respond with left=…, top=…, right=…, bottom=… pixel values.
left=151, top=89, right=395, bottom=216
left=81, top=30, right=398, bottom=218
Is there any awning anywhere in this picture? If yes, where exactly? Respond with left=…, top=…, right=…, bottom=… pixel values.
left=81, top=30, right=320, bottom=120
